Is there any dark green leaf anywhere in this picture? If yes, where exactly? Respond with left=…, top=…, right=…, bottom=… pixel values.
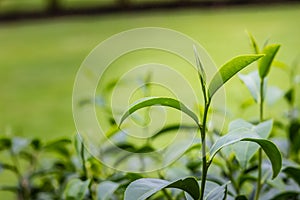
left=208, top=54, right=263, bottom=98
left=258, top=44, right=280, bottom=78
left=152, top=124, right=199, bottom=139
left=235, top=195, right=248, bottom=200
left=0, top=138, right=11, bottom=151
left=119, top=97, right=199, bottom=126
left=269, top=191, right=300, bottom=200
left=30, top=138, right=42, bottom=151
left=283, top=166, right=300, bottom=187
left=43, top=138, right=71, bottom=157
left=209, top=129, right=281, bottom=179
left=124, top=177, right=200, bottom=200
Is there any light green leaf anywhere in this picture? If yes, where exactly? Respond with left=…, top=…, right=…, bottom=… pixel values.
left=193, top=45, right=206, bottom=84
left=205, top=182, right=228, bottom=200
left=63, top=179, right=90, bottom=200
left=248, top=32, right=260, bottom=54
left=229, top=119, right=273, bottom=169
left=208, top=54, right=263, bottom=98
left=259, top=44, right=280, bottom=78
left=209, top=128, right=281, bottom=179
left=266, top=86, right=284, bottom=105
left=119, top=97, right=199, bottom=126
left=238, top=71, right=264, bottom=103
left=97, top=181, right=120, bottom=200
left=124, top=177, right=200, bottom=200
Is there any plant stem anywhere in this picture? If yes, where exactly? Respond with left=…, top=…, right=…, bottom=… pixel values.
left=199, top=100, right=210, bottom=200
left=259, top=79, right=264, bottom=122
left=162, top=188, right=173, bottom=200
left=255, top=78, right=265, bottom=200
left=81, top=142, right=88, bottom=180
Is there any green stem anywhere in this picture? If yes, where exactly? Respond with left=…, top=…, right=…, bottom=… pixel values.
left=255, top=78, right=265, bottom=200
left=199, top=100, right=210, bottom=200
left=162, top=188, right=173, bottom=200
left=259, top=78, right=264, bottom=122
left=81, top=142, right=88, bottom=180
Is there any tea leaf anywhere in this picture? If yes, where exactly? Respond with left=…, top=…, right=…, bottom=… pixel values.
left=259, top=44, right=280, bottom=78
left=97, top=181, right=120, bottom=200
left=209, top=128, right=281, bottom=179
left=208, top=54, right=263, bottom=98
left=124, top=177, right=199, bottom=200
left=63, top=178, right=90, bottom=200
left=193, top=45, right=206, bottom=85
left=229, top=119, right=273, bottom=168
left=152, top=124, right=199, bottom=139
left=119, top=97, right=199, bottom=126
left=238, top=71, right=262, bottom=103
left=283, top=166, right=300, bottom=187
left=205, top=182, right=228, bottom=200
left=248, top=32, right=260, bottom=54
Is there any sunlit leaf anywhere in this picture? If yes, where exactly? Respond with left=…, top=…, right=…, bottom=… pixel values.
left=124, top=177, right=199, bottom=200
left=247, top=32, right=260, bottom=54
left=208, top=54, right=263, bottom=98
left=238, top=71, right=264, bottom=103
left=258, top=44, right=280, bottom=78
left=119, top=97, right=199, bottom=126
left=193, top=45, right=206, bottom=85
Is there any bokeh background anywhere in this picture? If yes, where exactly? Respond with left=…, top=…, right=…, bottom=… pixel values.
left=1, top=0, right=300, bottom=199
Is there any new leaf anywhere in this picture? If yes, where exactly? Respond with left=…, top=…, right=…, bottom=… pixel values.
left=208, top=54, right=264, bottom=99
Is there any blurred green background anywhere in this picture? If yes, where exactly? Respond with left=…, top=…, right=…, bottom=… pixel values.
left=1, top=1, right=300, bottom=199
left=1, top=3, right=300, bottom=140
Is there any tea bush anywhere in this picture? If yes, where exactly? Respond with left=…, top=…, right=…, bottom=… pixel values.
left=1, top=34, right=300, bottom=200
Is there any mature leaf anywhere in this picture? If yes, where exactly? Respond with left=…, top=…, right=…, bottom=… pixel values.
left=229, top=119, right=273, bottom=168
left=283, top=166, right=300, bottom=187
left=235, top=195, right=248, bottom=200
left=119, top=97, right=199, bottom=126
left=208, top=54, right=263, bottom=98
left=43, top=138, right=71, bottom=157
left=209, top=128, right=281, bottom=179
left=97, top=181, right=120, bottom=200
left=258, top=44, right=280, bottom=78
left=269, top=191, right=300, bottom=200
left=205, top=182, right=228, bottom=200
left=63, top=179, right=90, bottom=200
left=124, top=177, right=199, bottom=200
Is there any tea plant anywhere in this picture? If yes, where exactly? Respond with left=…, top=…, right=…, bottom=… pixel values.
left=119, top=47, right=282, bottom=199
left=2, top=36, right=300, bottom=200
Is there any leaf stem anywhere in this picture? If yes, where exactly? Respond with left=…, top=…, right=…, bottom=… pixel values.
left=199, top=100, right=211, bottom=200
left=255, top=78, right=265, bottom=200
